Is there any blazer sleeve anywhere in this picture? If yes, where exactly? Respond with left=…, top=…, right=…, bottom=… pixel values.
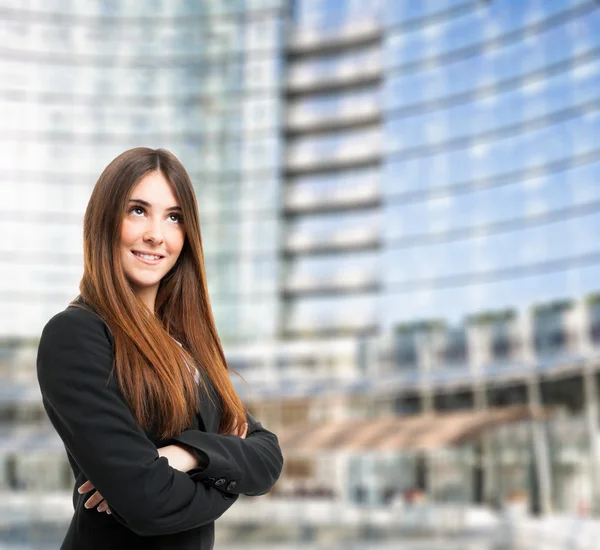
left=170, top=412, right=284, bottom=497
left=36, top=308, right=238, bottom=537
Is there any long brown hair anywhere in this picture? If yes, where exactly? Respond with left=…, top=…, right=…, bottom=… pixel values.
left=74, top=147, right=246, bottom=439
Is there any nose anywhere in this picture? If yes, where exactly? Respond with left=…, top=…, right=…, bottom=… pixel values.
left=143, top=217, right=165, bottom=245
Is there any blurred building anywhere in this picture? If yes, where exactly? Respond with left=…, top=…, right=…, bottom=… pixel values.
left=1, top=0, right=600, bottom=543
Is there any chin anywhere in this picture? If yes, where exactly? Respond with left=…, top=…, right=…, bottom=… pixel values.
left=128, top=275, right=162, bottom=288
left=134, top=278, right=162, bottom=287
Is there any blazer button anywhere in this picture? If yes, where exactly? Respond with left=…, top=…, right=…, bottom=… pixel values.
left=204, top=477, right=215, bottom=485
left=222, top=492, right=231, bottom=500
left=226, top=481, right=237, bottom=491
left=214, top=478, right=226, bottom=487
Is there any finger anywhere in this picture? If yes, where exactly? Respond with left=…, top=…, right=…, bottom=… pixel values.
left=84, top=490, right=105, bottom=509
left=106, top=506, right=112, bottom=515
left=78, top=480, right=94, bottom=494
left=97, top=501, right=108, bottom=513
left=85, top=492, right=104, bottom=510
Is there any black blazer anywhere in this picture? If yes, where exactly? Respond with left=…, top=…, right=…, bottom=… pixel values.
left=36, top=298, right=284, bottom=549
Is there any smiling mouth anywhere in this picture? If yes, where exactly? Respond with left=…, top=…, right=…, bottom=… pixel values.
left=131, top=251, right=165, bottom=263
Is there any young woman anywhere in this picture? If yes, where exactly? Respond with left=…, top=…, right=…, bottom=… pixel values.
left=36, top=147, right=284, bottom=549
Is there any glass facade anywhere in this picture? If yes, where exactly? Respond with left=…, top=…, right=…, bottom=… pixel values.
left=273, top=0, right=600, bottom=523
left=2, top=0, right=600, bottom=546
left=0, top=0, right=285, bottom=341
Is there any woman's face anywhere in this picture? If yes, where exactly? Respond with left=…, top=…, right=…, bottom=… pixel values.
left=119, top=170, right=185, bottom=307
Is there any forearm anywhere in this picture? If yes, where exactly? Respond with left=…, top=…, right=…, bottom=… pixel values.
left=171, top=415, right=284, bottom=496
left=158, top=444, right=207, bottom=472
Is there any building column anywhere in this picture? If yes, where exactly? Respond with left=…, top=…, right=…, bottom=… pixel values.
left=419, top=339, right=434, bottom=496
left=578, top=299, right=600, bottom=514
left=468, top=323, right=496, bottom=507
left=582, top=361, right=600, bottom=514
left=526, top=373, right=553, bottom=515
left=474, top=379, right=496, bottom=506
left=522, top=313, right=553, bottom=516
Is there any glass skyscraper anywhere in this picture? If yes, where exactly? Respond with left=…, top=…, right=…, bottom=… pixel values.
left=1, top=0, right=600, bottom=546
left=0, top=0, right=285, bottom=342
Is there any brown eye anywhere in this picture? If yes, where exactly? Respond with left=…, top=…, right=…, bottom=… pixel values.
left=129, top=206, right=145, bottom=216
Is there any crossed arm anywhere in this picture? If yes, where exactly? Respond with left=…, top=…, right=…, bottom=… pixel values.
left=36, top=308, right=283, bottom=537
left=83, top=413, right=283, bottom=514
left=172, top=410, right=284, bottom=497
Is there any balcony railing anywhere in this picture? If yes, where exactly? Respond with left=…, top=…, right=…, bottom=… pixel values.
left=286, top=96, right=381, bottom=134
left=286, top=52, right=382, bottom=94
left=285, top=225, right=380, bottom=254
left=283, top=270, right=380, bottom=296
left=284, top=177, right=380, bottom=213
left=286, top=134, right=382, bottom=174
left=283, top=316, right=378, bottom=340
left=287, top=19, right=382, bottom=56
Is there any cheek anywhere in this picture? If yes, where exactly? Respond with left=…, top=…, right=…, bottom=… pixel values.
left=169, top=230, right=185, bottom=255
left=120, top=221, right=137, bottom=247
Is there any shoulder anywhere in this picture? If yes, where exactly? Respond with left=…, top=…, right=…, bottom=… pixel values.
left=38, top=303, right=114, bottom=356
left=37, top=304, right=115, bottom=392
left=38, top=305, right=113, bottom=364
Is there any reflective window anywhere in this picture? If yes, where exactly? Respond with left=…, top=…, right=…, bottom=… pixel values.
left=382, top=113, right=597, bottom=194
left=384, top=213, right=600, bottom=286
left=384, top=0, right=589, bottom=65
left=384, top=63, right=599, bottom=151
left=294, top=0, right=383, bottom=28
left=384, top=167, right=599, bottom=240
left=384, top=10, right=600, bottom=110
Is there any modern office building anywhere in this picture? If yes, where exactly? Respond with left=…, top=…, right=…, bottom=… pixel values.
left=230, top=0, right=600, bottom=519
left=1, top=0, right=600, bottom=544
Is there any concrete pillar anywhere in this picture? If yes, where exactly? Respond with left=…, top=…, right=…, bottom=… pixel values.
left=418, top=338, right=435, bottom=496
left=468, top=322, right=496, bottom=506
left=527, top=373, right=553, bottom=516
left=419, top=335, right=435, bottom=413
left=582, top=362, right=600, bottom=514
left=475, top=381, right=496, bottom=506
left=522, top=312, right=553, bottom=516
left=576, top=299, right=600, bottom=514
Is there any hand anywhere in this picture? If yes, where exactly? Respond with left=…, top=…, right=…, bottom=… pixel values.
left=76, top=424, right=248, bottom=513
left=77, top=444, right=197, bottom=514
left=78, top=480, right=111, bottom=514
left=157, top=444, right=199, bottom=472
left=230, top=418, right=248, bottom=439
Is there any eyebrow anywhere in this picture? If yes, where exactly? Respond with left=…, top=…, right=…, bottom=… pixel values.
left=128, top=198, right=182, bottom=212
